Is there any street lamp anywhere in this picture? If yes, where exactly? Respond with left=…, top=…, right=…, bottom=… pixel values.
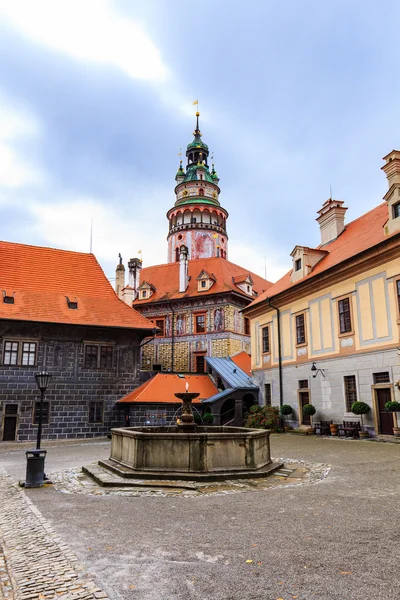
left=311, top=362, right=326, bottom=379
left=34, top=371, right=51, bottom=450
left=24, top=371, right=51, bottom=488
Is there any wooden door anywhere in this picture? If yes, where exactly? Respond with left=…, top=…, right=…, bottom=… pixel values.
left=299, top=391, right=310, bottom=425
left=3, top=404, right=18, bottom=441
left=376, top=388, right=393, bottom=435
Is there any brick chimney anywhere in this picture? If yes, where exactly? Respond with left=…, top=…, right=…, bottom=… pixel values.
left=316, top=199, right=348, bottom=245
left=128, top=258, right=142, bottom=300
left=115, top=254, right=125, bottom=299
left=179, top=245, right=189, bottom=293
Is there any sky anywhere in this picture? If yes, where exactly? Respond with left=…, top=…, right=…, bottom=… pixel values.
left=1, top=0, right=400, bottom=284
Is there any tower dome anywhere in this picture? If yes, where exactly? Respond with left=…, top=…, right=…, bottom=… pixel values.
left=166, top=113, right=229, bottom=263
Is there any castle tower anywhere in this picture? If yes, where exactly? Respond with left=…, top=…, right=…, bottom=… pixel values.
left=166, top=112, right=229, bottom=263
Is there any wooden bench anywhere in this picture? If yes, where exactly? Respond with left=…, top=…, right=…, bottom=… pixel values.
left=315, top=420, right=332, bottom=436
left=340, top=421, right=361, bottom=438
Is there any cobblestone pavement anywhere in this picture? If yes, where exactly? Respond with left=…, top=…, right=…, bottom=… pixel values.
left=0, top=468, right=109, bottom=600
left=49, top=459, right=331, bottom=498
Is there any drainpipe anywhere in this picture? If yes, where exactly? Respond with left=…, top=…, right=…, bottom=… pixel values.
left=266, top=298, right=283, bottom=408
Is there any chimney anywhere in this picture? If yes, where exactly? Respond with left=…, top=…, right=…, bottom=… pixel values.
left=128, top=258, right=142, bottom=300
left=179, top=245, right=189, bottom=293
left=381, top=150, right=400, bottom=188
left=115, top=253, right=125, bottom=299
left=316, top=199, right=347, bottom=245
left=121, top=286, right=134, bottom=306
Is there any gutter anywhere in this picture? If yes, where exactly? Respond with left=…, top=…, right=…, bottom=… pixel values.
left=266, top=298, right=283, bottom=408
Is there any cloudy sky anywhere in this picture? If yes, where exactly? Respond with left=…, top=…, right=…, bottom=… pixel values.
left=1, top=0, right=399, bottom=284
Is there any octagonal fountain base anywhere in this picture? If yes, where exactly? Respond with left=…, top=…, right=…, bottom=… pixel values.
left=98, top=426, right=282, bottom=482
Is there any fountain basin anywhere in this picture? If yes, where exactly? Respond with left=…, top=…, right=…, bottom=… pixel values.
left=106, top=426, right=275, bottom=480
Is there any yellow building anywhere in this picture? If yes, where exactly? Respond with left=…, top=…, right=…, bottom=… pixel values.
left=243, top=150, right=400, bottom=436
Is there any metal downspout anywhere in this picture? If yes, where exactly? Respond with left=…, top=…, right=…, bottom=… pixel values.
left=266, top=298, right=283, bottom=408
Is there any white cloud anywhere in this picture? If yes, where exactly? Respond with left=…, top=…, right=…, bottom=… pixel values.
left=0, top=0, right=167, bottom=81
left=0, top=98, right=42, bottom=189
left=27, top=197, right=168, bottom=273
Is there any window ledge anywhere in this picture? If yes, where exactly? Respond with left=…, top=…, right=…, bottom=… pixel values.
left=295, top=342, right=308, bottom=349
left=338, top=331, right=354, bottom=338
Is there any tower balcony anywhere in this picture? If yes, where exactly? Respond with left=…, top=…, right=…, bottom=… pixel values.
left=168, top=221, right=227, bottom=237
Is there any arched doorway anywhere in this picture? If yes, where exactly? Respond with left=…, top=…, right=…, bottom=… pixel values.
left=242, top=393, right=256, bottom=419
left=220, top=398, right=235, bottom=425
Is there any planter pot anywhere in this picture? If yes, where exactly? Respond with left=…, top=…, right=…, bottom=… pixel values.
left=393, top=427, right=400, bottom=438
left=330, top=424, right=339, bottom=436
left=284, top=426, right=292, bottom=433
left=359, top=430, right=369, bottom=439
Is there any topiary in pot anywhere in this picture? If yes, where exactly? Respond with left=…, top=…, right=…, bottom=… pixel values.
left=385, top=401, right=400, bottom=436
left=280, top=404, right=293, bottom=431
left=302, top=403, right=316, bottom=429
left=351, top=401, right=370, bottom=435
left=202, top=412, right=214, bottom=425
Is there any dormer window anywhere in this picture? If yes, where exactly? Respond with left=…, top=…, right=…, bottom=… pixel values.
left=3, top=291, right=14, bottom=304
left=137, top=281, right=155, bottom=300
left=66, top=297, right=78, bottom=309
left=393, top=201, right=400, bottom=219
left=295, top=259, right=302, bottom=271
left=196, top=270, right=216, bottom=292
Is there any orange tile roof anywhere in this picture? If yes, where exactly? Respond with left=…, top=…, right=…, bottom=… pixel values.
left=132, top=257, right=272, bottom=305
left=249, top=202, right=396, bottom=307
left=231, top=351, right=252, bottom=376
left=0, top=241, right=154, bottom=330
left=117, top=373, right=218, bottom=404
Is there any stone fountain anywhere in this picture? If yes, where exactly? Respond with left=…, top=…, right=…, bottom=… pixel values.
left=99, top=383, right=280, bottom=482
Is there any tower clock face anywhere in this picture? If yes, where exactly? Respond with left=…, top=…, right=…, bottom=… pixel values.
left=212, top=192, right=217, bottom=198
left=183, top=190, right=188, bottom=197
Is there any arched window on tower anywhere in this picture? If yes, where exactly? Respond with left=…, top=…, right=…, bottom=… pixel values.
left=175, top=247, right=179, bottom=262
left=200, top=173, right=203, bottom=180
left=199, top=188, right=204, bottom=196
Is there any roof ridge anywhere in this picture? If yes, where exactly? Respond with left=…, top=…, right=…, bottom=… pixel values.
left=0, top=240, right=94, bottom=257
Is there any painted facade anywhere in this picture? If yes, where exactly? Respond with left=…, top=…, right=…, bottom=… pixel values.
left=244, top=151, right=400, bottom=436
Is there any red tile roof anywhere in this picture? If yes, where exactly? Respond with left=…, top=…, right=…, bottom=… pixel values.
left=0, top=241, right=154, bottom=330
left=117, top=373, right=218, bottom=404
left=132, top=257, right=272, bottom=304
left=248, top=202, right=395, bottom=307
left=231, top=351, right=252, bottom=376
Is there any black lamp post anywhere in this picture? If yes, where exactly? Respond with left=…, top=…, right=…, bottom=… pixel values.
left=34, top=371, right=51, bottom=450
left=24, top=371, right=51, bottom=488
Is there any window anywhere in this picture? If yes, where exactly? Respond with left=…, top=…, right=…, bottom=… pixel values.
left=89, top=401, right=103, bottom=423
left=145, top=410, right=167, bottom=425
left=296, top=314, right=306, bottom=345
left=195, top=354, right=205, bottom=372
left=295, top=258, right=302, bottom=271
left=244, top=318, right=250, bottom=335
left=22, top=343, right=37, bottom=366
left=33, top=401, right=49, bottom=425
left=373, top=372, right=390, bottom=384
left=84, top=344, right=113, bottom=369
left=265, top=383, right=271, bottom=407
left=397, top=280, right=400, bottom=312
left=344, top=375, right=357, bottom=412
left=142, top=290, right=147, bottom=298
left=393, top=201, right=400, bottom=219
left=3, top=341, right=18, bottom=365
left=338, top=298, right=352, bottom=333
left=100, top=346, right=113, bottom=369
left=201, top=280, right=207, bottom=288
left=298, top=379, right=309, bottom=389
left=195, top=314, right=206, bottom=333
left=3, top=340, right=37, bottom=366
left=262, top=326, right=270, bottom=353
left=155, top=319, right=165, bottom=337
left=66, top=297, right=78, bottom=309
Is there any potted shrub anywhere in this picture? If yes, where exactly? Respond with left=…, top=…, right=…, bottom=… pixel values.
left=280, top=404, right=293, bottom=432
left=302, top=404, right=316, bottom=432
left=384, top=401, right=400, bottom=437
left=202, top=411, right=214, bottom=425
left=351, top=401, right=370, bottom=438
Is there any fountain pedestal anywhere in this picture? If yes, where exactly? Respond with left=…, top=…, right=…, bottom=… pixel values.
left=174, top=392, right=199, bottom=433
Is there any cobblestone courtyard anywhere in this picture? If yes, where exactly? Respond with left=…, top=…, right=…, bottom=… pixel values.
left=1, top=435, right=400, bottom=599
